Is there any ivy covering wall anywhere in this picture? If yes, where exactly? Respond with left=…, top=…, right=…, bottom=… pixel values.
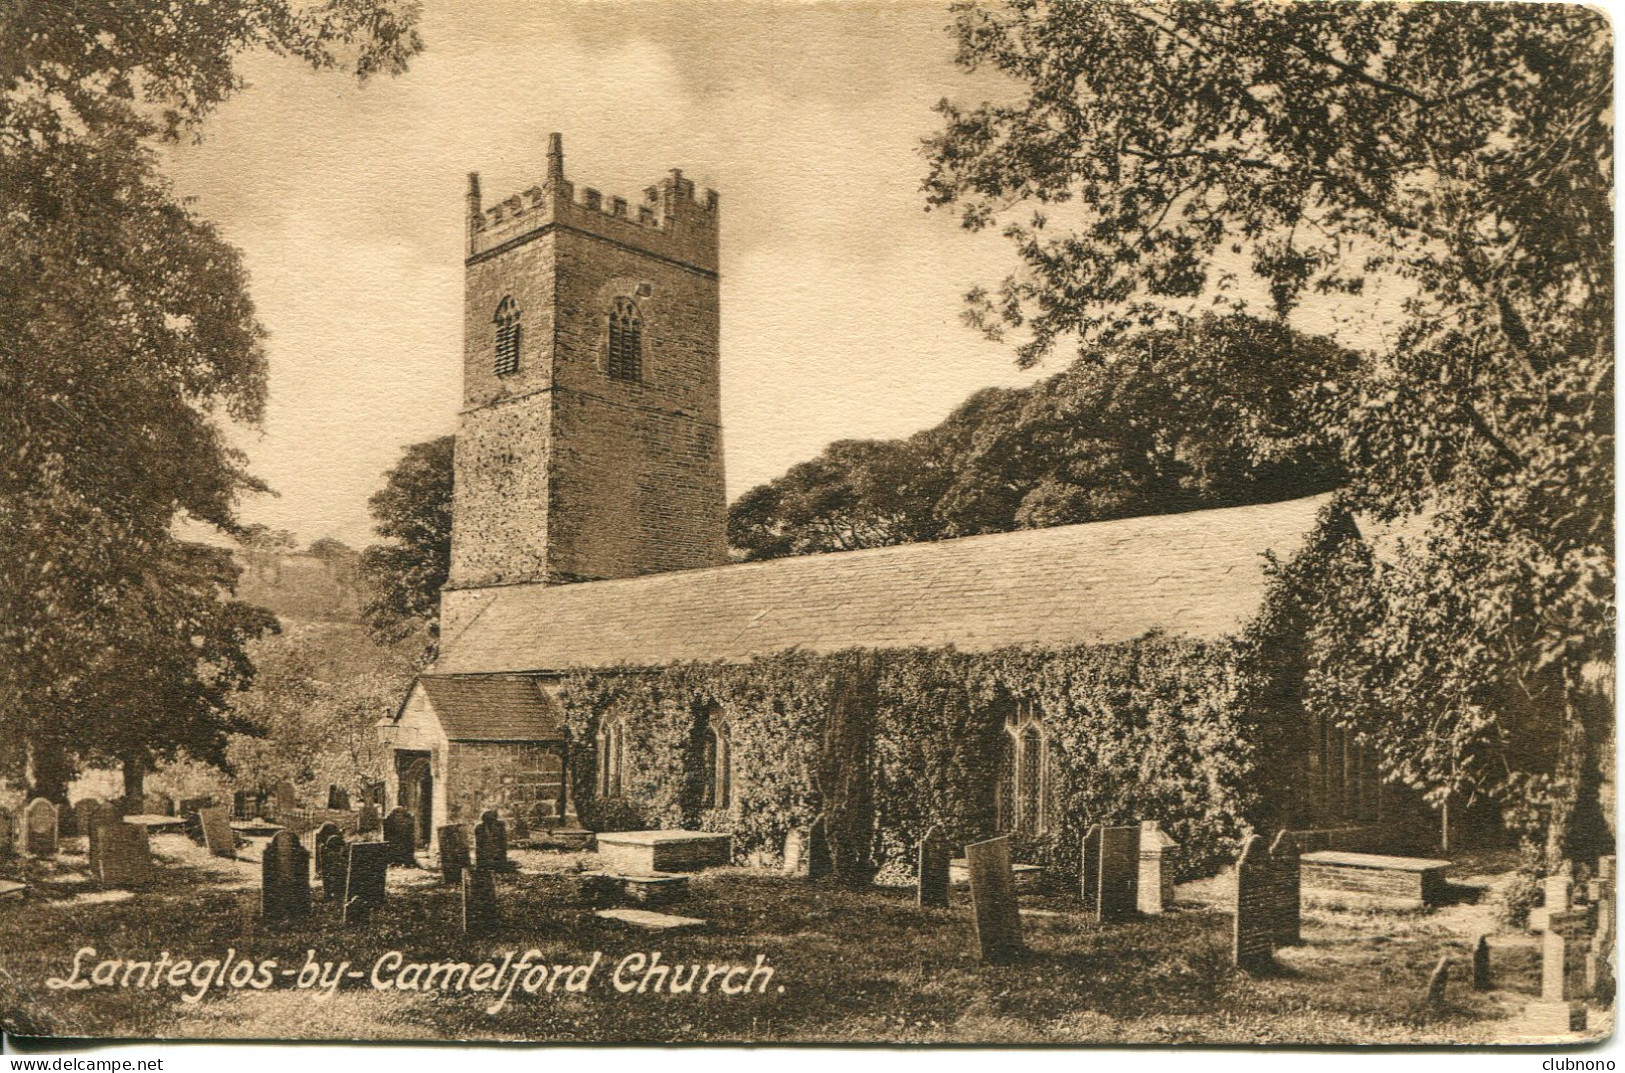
left=558, top=632, right=1284, bottom=882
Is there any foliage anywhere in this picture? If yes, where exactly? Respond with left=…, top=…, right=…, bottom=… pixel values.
left=560, top=637, right=1257, bottom=881
left=0, top=0, right=423, bottom=799
left=729, top=315, right=1353, bottom=559
left=925, top=1, right=1612, bottom=866
left=360, top=435, right=454, bottom=646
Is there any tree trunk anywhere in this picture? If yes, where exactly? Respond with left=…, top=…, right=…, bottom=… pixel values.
left=25, top=735, right=72, bottom=806
left=122, top=755, right=146, bottom=804
left=1544, top=663, right=1613, bottom=871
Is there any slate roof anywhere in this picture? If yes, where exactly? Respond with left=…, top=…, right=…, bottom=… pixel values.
left=427, top=494, right=1329, bottom=677
left=416, top=675, right=564, bottom=741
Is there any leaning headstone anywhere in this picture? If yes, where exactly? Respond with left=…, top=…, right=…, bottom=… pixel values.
left=342, top=841, right=389, bottom=924
left=1097, top=824, right=1140, bottom=922
left=261, top=830, right=311, bottom=923
left=199, top=806, right=237, bottom=860
left=356, top=801, right=381, bottom=835
left=319, top=833, right=349, bottom=901
left=179, top=796, right=213, bottom=841
left=1232, top=834, right=1274, bottom=971
left=96, top=820, right=156, bottom=887
left=475, top=810, right=514, bottom=872
left=805, top=815, right=833, bottom=880
left=917, top=825, right=951, bottom=909
left=327, top=785, right=351, bottom=811
left=1138, top=821, right=1178, bottom=914
left=1080, top=825, right=1102, bottom=913
left=383, top=807, right=417, bottom=867
left=782, top=827, right=809, bottom=877
left=1472, top=934, right=1492, bottom=991
left=439, top=824, right=472, bottom=886
left=23, top=798, right=58, bottom=858
left=1268, top=830, right=1302, bottom=946
left=965, top=835, right=1024, bottom=965
left=1424, top=956, right=1451, bottom=1008
left=462, top=868, right=500, bottom=936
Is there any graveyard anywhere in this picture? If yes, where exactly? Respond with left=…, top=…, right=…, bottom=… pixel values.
left=0, top=799, right=1604, bottom=1044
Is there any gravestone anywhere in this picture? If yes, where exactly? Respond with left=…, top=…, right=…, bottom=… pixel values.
left=0, top=806, right=13, bottom=859
left=1097, top=825, right=1140, bottom=923
left=782, top=827, right=808, bottom=877
left=1424, top=956, right=1451, bottom=1008
left=180, top=796, right=213, bottom=841
left=439, top=824, right=472, bottom=886
left=199, top=806, right=236, bottom=859
left=356, top=802, right=381, bottom=835
left=1543, top=928, right=1586, bottom=1002
left=462, top=868, right=500, bottom=936
left=475, top=811, right=515, bottom=872
left=1546, top=873, right=1573, bottom=915
left=383, top=807, right=417, bottom=867
left=72, top=799, right=106, bottom=846
left=96, top=820, right=156, bottom=887
left=1138, top=821, right=1178, bottom=914
left=965, top=835, right=1024, bottom=965
left=1267, top=830, right=1303, bottom=946
left=23, top=798, right=58, bottom=858
left=142, top=791, right=174, bottom=817
left=1080, top=825, right=1102, bottom=913
left=1232, top=834, right=1274, bottom=971
left=327, top=785, right=350, bottom=811
left=310, top=821, right=343, bottom=861
left=319, top=833, right=348, bottom=901
left=1473, top=934, right=1492, bottom=990
left=805, top=815, right=833, bottom=880
left=916, top=824, right=951, bottom=909
left=274, top=780, right=298, bottom=819
left=261, top=830, right=312, bottom=923
left=342, top=841, right=390, bottom=924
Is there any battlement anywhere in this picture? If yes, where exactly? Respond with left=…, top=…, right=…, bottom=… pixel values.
left=466, top=133, right=719, bottom=272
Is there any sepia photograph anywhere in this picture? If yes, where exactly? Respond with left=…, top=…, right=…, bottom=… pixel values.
left=0, top=0, right=1614, bottom=1052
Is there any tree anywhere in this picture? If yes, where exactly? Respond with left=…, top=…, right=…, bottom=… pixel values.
left=926, top=2, right=1611, bottom=864
left=360, top=435, right=454, bottom=646
left=0, top=0, right=423, bottom=800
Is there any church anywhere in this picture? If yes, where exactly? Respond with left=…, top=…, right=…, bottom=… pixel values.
left=377, top=137, right=1399, bottom=868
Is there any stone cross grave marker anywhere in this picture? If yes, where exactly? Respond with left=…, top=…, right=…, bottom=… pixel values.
left=0, top=806, right=13, bottom=860
left=1080, top=825, right=1102, bottom=913
left=1424, top=956, right=1451, bottom=1008
left=462, top=868, right=500, bottom=936
left=1267, top=830, right=1303, bottom=946
left=199, top=806, right=236, bottom=859
left=23, top=798, right=58, bottom=858
left=261, top=830, right=312, bottom=923
left=1543, top=927, right=1587, bottom=1002
left=439, top=824, right=472, bottom=886
left=319, top=833, right=348, bottom=901
left=343, top=841, right=389, bottom=924
left=1232, top=833, right=1274, bottom=971
left=1097, top=824, right=1140, bottom=923
left=1472, top=934, right=1492, bottom=990
left=782, top=827, right=808, bottom=877
left=96, top=819, right=156, bottom=887
left=356, top=802, right=381, bottom=835
left=383, top=807, right=417, bottom=867
left=475, top=811, right=514, bottom=872
left=1138, top=820, right=1177, bottom=914
left=805, top=815, right=833, bottom=880
left=1546, top=873, right=1573, bottom=916
left=327, top=785, right=350, bottom=811
left=966, top=835, right=1024, bottom=965
left=917, top=824, right=951, bottom=909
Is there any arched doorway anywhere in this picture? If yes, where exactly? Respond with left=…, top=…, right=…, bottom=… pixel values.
left=396, top=752, right=433, bottom=847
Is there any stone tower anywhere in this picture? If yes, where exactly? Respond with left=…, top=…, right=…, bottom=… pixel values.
left=445, top=134, right=727, bottom=604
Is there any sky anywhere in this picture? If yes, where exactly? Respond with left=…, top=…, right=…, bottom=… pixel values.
left=160, top=0, right=1051, bottom=549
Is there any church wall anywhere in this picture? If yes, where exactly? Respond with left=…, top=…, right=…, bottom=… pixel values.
left=442, top=741, right=566, bottom=830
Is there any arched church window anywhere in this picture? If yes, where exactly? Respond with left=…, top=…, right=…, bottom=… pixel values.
left=494, top=296, right=522, bottom=377
left=702, top=713, right=732, bottom=809
left=608, top=296, right=642, bottom=382
left=597, top=716, right=626, bottom=797
left=997, top=702, right=1049, bottom=836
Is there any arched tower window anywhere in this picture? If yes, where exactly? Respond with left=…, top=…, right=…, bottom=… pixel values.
left=597, top=715, right=626, bottom=797
left=608, top=296, right=642, bottom=382
left=493, top=296, right=522, bottom=377
left=996, top=702, right=1049, bottom=835
left=701, top=714, right=732, bottom=809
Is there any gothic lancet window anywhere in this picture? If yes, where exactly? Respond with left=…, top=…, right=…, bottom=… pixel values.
left=608, top=296, right=642, bottom=382
left=597, top=716, right=626, bottom=797
left=996, top=702, right=1049, bottom=835
left=494, top=296, right=522, bottom=376
left=702, top=714, right=732, bottom=809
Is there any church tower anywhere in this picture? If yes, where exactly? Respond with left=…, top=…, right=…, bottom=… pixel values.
left=445, top=134, right=727, bottom=603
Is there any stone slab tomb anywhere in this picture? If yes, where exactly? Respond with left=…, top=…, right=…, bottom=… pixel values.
left=621, top=873, right=690, bottom=906
left=595, top=908, right=706, bottom=932
left=596, top=829, right=731, bottom=874
left=199, top=806, right=237, bottom=860
left=1138, top=820, right=1178, bottom=914
left=965, top=835, right=1024, bottom=965
left=1299, top=850, right=1451, bottom=908
left=23, top=798, right=58, bottom=858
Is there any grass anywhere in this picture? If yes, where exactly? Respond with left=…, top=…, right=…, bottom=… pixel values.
left=0, top=834, right=1600, bottom=1045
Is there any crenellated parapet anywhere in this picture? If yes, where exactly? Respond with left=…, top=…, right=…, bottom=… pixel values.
left=465, top=133, right=719, bottom=273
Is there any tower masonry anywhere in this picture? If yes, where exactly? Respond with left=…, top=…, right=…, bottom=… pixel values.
left=445, top=134, right=727, bottom=623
